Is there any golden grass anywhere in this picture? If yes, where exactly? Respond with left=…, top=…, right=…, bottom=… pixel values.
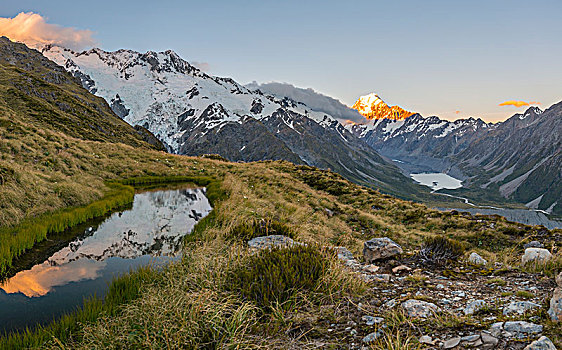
left=2, top=107, right=562, bottom=348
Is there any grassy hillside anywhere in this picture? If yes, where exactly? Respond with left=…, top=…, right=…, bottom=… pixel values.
left=1, top=39, right=561, bottom=349
left=2, top=102, right=562, bottom=347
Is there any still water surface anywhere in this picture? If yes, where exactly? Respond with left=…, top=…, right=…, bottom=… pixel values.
left=0, top=187, right=212, bottom=333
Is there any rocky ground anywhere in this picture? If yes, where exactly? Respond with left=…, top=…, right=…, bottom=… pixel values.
left=250, top=235, right=562, bottom=349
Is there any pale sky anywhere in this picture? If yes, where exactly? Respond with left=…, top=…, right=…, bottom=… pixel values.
left=1, top=0, right=561, bottom=122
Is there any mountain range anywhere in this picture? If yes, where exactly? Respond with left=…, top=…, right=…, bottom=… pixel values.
left=40, top=43, right=429, bottom=200
left=31, top=39, right=560, bottom=216
left=345, top=94, right=561, bottom=216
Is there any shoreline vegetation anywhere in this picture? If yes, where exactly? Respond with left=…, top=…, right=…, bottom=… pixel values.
left=0, top=175, right=226, bottom=348
left=0, top=175, right=223, bottom=278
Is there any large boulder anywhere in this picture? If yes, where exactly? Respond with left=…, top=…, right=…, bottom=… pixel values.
left=500, top=321, right=543, bottom=339
left=524, top=336, right=557, bottom=350
left=401, top=299, right=440, bottom=318
left=522, top=248, right=552, bottom=265
left=468, top=252, right=487, bottom=266
left=363, top=237, right=403, bottom=262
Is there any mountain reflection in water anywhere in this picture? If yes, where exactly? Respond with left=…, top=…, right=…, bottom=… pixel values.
left=0, top=187, right=212, bottom=331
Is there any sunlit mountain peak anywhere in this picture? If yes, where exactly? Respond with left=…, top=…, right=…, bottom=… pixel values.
left=352, top=93, right=414, bottom=120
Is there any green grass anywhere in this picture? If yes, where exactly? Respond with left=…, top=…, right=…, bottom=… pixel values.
left=0, top=266, right=159, bottom=349
left=0, top=175, right=225, bottom=278
left=228, top=245, right=329, bottom=311
left=228, top=218, right=296, bottom=242
left=0, top=176, right=226, bottom=348
left=0, top=182, right=134, bottom=276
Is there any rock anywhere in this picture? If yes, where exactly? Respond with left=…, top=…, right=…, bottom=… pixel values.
left=468, top=252, right=488, bottom=265
left=362, top=330, right=383, bottom=344
left=503, top=321, right=543, bottom=339
left=363, top=237, right=403, bottom=262
left=247, top=235, right=298, bottom=250
left=361, top=315, right=384, bottom=326
left=524, top=241, right=544, bottom=249
left=335, top=246, right=354, bottom=261
left=360, top=273, right=391, bottom=283
left=548, top=286, right=562, bottom=321
left=401, top=299, right=440, bottom=318
left=335, top=246, right=361, bottom=270
left=362, top=264, right=380, bottom=273
left=384, top=299, right=397, bottom=308
left=480, top=331, right=498, bottom=346
left=464, top=299, right=486, bottom=315
left=391, top=265, right=411, bottom=274
left=522, top=248, right=552, bottom=265
left=556, top=271, right=562, bottom=287
left=443, top=336, right=461, bottom=349
left=524, top=336, right=557, bottom=350
left=324, top=208, right=334, bottom=217
left=488, top=322, right=505, bottom=338
left=419, top=335, right=433, bottom=345
left=503, top=301, right=541, bottom=316
left=461, top=334, right=483, bottom=347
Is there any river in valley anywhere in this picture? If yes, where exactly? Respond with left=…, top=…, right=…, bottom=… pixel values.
left=411, top=172, right=562, bottom=229
left=0, top=186, right=212, bottom=333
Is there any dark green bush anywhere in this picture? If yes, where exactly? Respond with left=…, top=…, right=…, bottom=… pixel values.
left=229, top=218, right=296, bottom=241
left=418, top=236, right=465, bottom=265
left=228, top=245, right=328, bottom=310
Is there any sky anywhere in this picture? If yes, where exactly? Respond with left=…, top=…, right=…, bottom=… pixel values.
left=1, top=0, right=561, bottom=122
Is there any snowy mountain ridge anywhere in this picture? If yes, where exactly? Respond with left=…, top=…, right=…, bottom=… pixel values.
left=41, top=44, right=426, bottom=199
left=43, top=45, right=340, bottom=153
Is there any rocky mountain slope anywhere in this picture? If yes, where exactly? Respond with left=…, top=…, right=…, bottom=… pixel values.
left=345, top=92, right=561, bottom=215
left=346, top=111, right=493, bottom=174
left=39, top=44, right=429, bottom=199
left=0, top=37, right=164, bottom=150
left=452, top=105, right=562, bottom=216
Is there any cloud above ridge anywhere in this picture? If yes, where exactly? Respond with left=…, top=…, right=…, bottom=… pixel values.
left=0, top=12, right=96, bottom=51
left=246, top=81, right=366, bottom=123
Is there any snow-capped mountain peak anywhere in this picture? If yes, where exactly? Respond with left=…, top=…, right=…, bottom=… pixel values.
left=40, top=44, right=420, bottom=198
left=352, top=92, right=414, bottom=121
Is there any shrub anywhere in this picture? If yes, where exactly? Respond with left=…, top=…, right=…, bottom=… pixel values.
left=228, top=245, right=328, bottom=310
left=229, top=218, right=296, bottom=241
left=418, top=236, right=465, bottom=265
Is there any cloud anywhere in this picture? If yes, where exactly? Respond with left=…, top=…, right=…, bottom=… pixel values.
left=499, top=100, right=540, bottom=108
left=0, top=12, right=96, bottom=51
left=246, top=81, right=367, bottom=123
left=191, top=61, right=210, bottom=72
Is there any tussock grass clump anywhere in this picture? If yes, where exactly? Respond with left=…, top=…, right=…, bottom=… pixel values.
left=228, top=245, right=329, bottom=310
left=295, top=165, right=354, bottom=196
left=418, top=236, right=465, bottom=265
left=229, top=218, right=296, bottom=241
left=201, top=153, right=229, bottom=162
